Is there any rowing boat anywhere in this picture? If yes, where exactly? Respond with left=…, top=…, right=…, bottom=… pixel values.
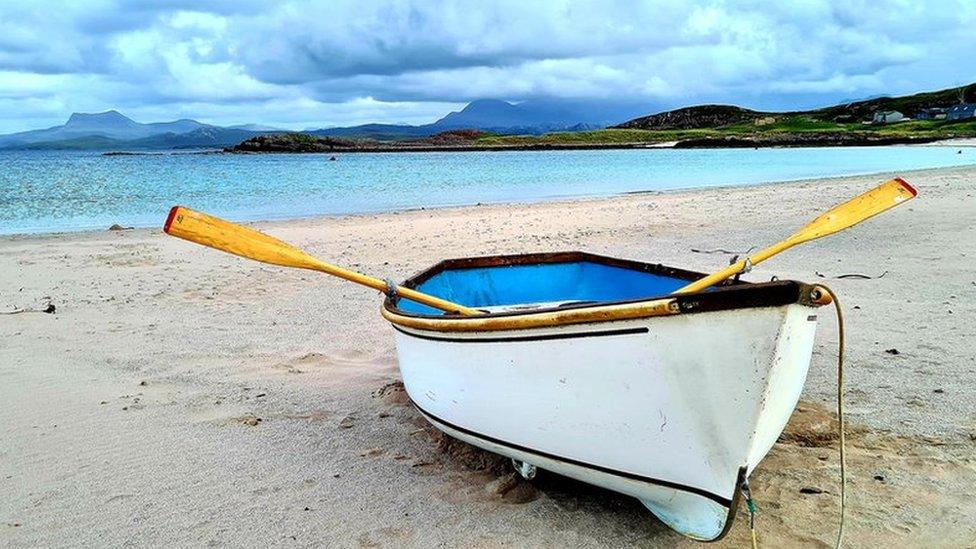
left=381, top=251, right=829, bottom=541
left=161, top=177, right=916, bottom=543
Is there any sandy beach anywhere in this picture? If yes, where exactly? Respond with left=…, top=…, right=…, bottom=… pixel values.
left=2, top=166, right=975, bottom=548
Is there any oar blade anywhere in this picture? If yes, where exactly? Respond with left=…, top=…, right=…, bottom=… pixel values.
left=163, top=206, right=480, bottom=316
left=163, top=206, right=320, bottom=270
left=790, top=178, right=916, bottom=244
left=675, top=176, right=917, bottom=294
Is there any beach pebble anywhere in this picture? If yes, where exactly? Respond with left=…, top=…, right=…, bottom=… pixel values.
left=799, top=487, right=824, bottom=495
left=885, top=348, right=900, bottom=355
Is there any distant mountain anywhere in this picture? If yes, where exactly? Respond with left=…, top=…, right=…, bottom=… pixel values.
left=62, top=110, right=143, bottom=136
left=616, top=83, right=976, bottom=130
left=432, top=98, right=647, bottom=132
left=15, top=127, right=266, bottom=151
left=309, top=98, right=651, bottom=140
left=434, top=99, right=541, bottom=129
left=310, top=123, right=435, bottom=141
left=18, top=135, right=125, bottom=150
left=0, top=111, right=214, bottom=147
left=0, top=111, right=273, bottom=150
left=124, top=127, right=264, bottom=149
left=0, top=97, right=654, bottom=150
left=308, top=99, right=598, bottom=140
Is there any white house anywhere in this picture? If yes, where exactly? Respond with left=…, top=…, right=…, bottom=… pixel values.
left=872, top=110, right=906, bottom=124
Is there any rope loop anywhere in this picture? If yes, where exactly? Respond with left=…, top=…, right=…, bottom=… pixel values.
left=741, top=480, right=759, bottom=549
left=383, top=278, right=399, bottom=302
left=820, top=285, right=847, bottom=549
left=739, top=285, right=845, bottom=549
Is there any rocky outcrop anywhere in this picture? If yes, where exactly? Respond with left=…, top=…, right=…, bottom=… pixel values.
left=614, top=105, right=763, bottom=130
left=228, top=134, right=368, bottom=153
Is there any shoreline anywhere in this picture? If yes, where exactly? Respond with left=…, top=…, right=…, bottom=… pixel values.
left=226, top=132, right=963, bottom=154
left=4, top=163, right=975, bottom=239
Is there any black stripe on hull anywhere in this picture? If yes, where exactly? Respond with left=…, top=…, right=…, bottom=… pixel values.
left=392, top=325, right=648, bottom=343
left=410, top=398, right=733, bottom=508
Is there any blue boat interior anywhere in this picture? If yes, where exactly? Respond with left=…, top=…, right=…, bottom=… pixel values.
left=397, top=260, right=695, bottom=315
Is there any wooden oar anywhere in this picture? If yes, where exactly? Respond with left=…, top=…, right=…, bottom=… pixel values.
left=676, top=177, right=917, bottom=294
left=162, top=206, right=481, bottom=316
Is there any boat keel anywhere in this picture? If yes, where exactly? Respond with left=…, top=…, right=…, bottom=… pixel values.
left=415, top=401, right=744, bottom=541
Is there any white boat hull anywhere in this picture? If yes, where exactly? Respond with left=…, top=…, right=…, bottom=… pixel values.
left=391, top=303, right=818, bottom=540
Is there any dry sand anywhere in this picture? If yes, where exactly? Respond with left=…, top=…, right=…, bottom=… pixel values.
left=2, top=166, right=975, bottom=548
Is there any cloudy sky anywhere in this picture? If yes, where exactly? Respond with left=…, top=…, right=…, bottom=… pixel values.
left=1, top=0, right=974, bottom=132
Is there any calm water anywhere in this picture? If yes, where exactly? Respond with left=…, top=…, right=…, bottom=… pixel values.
left=0, top=147, right=972, bottom=235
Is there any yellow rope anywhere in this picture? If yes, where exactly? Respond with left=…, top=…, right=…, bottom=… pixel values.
left=744, top=483, right=759, bottom=549
left=820, top=285, right=847, bottom=549
left=746, top=285, right=847, bottom=549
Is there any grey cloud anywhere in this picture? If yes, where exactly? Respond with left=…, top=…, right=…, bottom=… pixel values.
left=0, top=0, right=975, bottom=132
left=234, top=1, right=697, bottom=83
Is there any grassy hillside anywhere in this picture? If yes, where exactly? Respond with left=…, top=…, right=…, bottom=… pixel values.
left=810, top=84, right=976, bottom=121
left=477, top=116, right=976, bottom=147
left=479, top=83, right=976, bottom=147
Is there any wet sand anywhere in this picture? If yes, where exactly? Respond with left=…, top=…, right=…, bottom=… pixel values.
left=2, top=166, right=975, bottom=547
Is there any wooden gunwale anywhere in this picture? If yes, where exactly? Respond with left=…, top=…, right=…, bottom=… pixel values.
left=381, top=251, right=822, bottom=332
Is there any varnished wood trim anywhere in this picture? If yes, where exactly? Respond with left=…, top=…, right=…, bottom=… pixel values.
left=382, top=252, right=820, bottom=331
left=382, top=297, right=679, bottom=332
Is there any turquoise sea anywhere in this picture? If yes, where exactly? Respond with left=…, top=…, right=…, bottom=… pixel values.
left=1, top=146, right=973, bottom=235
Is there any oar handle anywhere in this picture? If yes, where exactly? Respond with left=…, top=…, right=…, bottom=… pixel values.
left=675, top=259, right=747, bottom=294
left=163, top=206, right=480, bottom=316
left=674, top=240, right=793, bottom=294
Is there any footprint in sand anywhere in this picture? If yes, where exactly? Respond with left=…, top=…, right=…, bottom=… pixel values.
left=485, top=473, right=540, bottom=504
left=270, top=350, right=397, bottom=379
left=372, top=380, right=410, bottom=406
